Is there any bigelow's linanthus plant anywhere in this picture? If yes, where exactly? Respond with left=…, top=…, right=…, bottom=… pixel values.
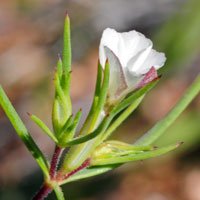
left=0, top=13, right=200, bottom=200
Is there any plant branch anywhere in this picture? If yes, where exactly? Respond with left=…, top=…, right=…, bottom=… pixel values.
left=32, top=184, right=52, bottom=200
left=50, top=145, right=63, bottom=179
left=57, top=158, right=91, bottom=181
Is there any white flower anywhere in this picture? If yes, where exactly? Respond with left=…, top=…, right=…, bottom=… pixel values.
left=99, top=28, right=166, bottom=105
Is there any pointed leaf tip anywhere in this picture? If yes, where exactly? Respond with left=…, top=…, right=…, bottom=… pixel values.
left=106, top=59, right=109, bottom=64
left=156, top=74, right=162, bottom=80
left=26, top=112, right=32, bottom=117
left=176, top=142, right=184, bottom=147
left=65, top=11, right=69, bottom=17
left=106, top=113, right=110, bottom=118
left=58, top=55, right=62, bottom=61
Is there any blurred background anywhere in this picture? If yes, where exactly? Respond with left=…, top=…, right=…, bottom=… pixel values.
left=0, top=0, right=200, bottom=199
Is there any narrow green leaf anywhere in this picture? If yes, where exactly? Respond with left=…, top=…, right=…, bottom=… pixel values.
left=90, top=143, right=183, bottom=166
left=52, top=72, right=72, bottom=133
left=28, top=113, right=58, bottom=143
left=62, top=13, right=71, bottom=75
left=52, top=184, right=65, bottom=200
left=135, top=74, right=200, bottom=146
left=0, top=85, right=49, bottom=178
left=62, top=13, right=72, bottom=96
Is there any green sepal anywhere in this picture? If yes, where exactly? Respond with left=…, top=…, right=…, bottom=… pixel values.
left=28, top=113, right=58, bottom=143
left=111, top=76, right=161, bottom=116
left=0, top=85, right=50, bottom=179
left=90, top=142, right=183, bottom=166
left=78, top=62, right=103, bottom=136
left=87, top=60, right=109, bottom=132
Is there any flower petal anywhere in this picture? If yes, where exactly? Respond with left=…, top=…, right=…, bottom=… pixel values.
left=118, top=31, right=152, bottom=66
left=103, top=46, right=128, bottom=102
left=126, top=45, right=152, bottom=75
left=100, top=28, right=152, bottom=67
left=99, top=28, right=120, bottom=67
left=137, top=49, right=166, bottom=74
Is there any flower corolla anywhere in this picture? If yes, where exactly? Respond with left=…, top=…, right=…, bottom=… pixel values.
left=99, top=28, right=166, bottom=106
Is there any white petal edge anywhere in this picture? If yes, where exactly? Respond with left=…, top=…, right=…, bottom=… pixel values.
left=99, top=28, right=153, bottom=68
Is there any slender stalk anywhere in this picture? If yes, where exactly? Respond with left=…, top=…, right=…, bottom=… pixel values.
left=32, top=184, right=52, bottom=200
left=135, top=74, right=200, bottom=145
left=50, top=145, right=63, bottom=179
left=57, top=158, right=91, bottom=181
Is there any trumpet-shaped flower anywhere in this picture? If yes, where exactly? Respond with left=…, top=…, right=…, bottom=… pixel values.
left=99, top=28, right=166, bottom=106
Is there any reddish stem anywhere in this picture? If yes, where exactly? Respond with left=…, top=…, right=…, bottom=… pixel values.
left=50, top=145, right=63, bottom=179
left=57, top=158, right=91, bottom=181
left=32, top=184, right=52, bottom=200
left=65, top=158, right=90, bottom=179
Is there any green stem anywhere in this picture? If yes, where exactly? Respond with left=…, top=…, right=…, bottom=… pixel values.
left=101, top=96, right=144, bottom=141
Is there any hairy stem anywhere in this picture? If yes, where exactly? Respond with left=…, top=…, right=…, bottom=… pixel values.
left=32, top=184, right=52, bottom=200
left=50, top=145, right=63, bottom=179
left=57, top=158, right=91, bottom=181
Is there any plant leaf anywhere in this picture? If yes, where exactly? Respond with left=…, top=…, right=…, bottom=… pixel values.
left=135, top=74, right=200, bottom=146
left=0, top=85, right=49, bottom=179
left=28, top=113, right=58, bottom=143
left=62, top=13, right=71, bottom=75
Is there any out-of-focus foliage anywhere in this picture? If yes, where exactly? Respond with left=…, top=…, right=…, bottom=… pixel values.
left=155, top=0, right=200, bottom=75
